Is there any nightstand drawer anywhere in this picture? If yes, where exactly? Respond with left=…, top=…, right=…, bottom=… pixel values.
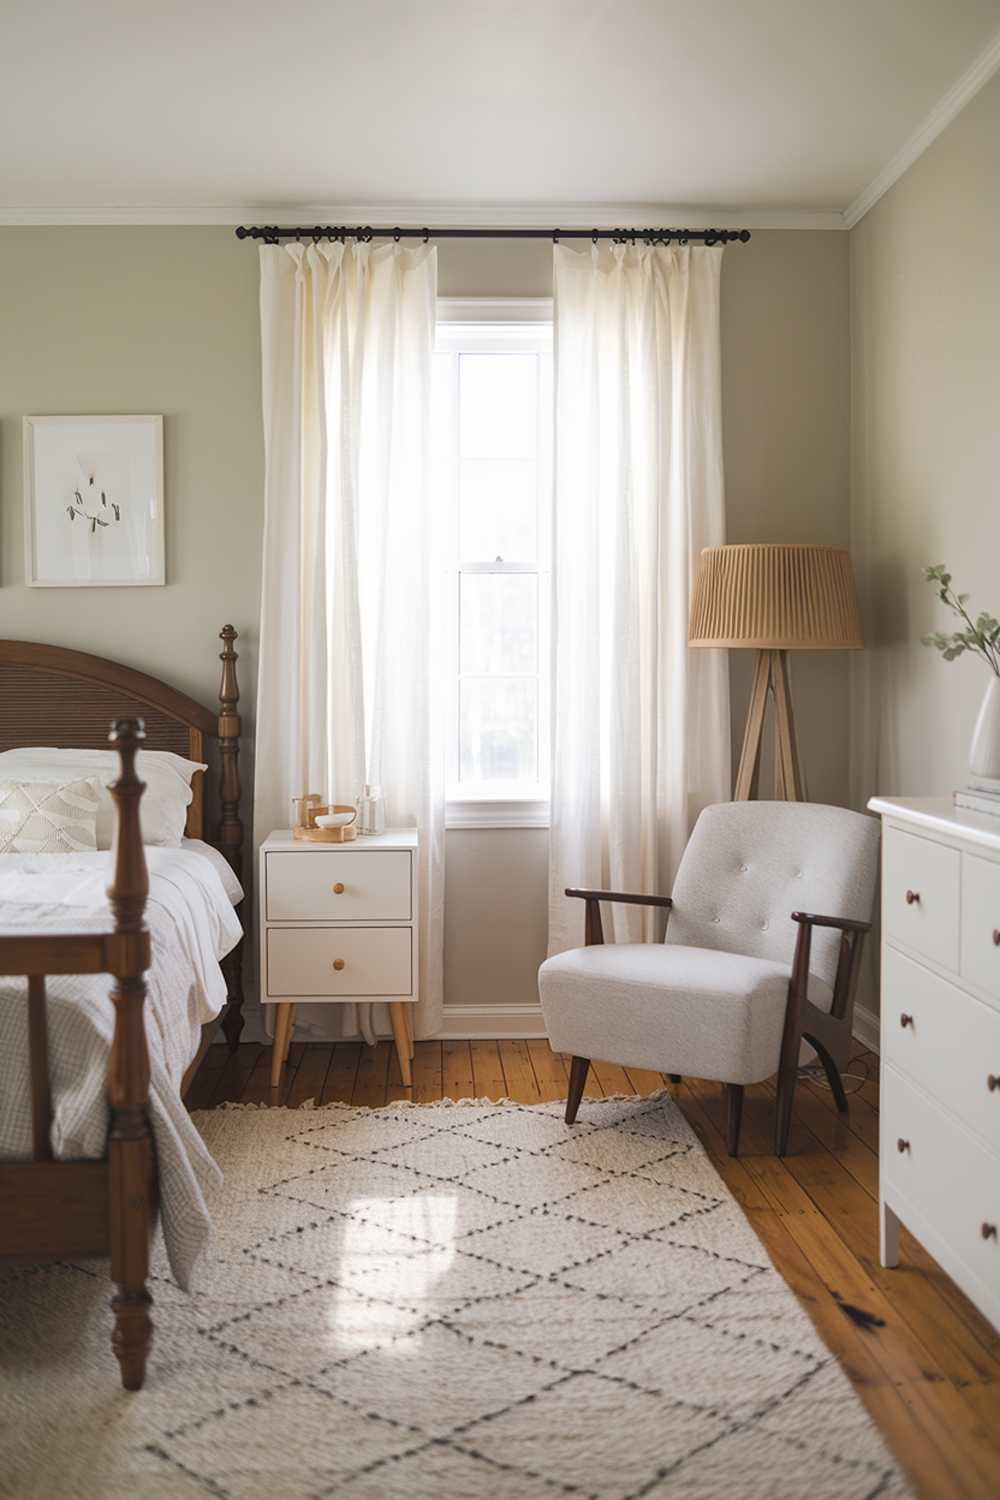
left=265, top=850, right=411, bottom=922
left=962, top=852, right=1000, bottom=1001
left=883, top=826, right=960, bottom=972
left=884, top=946, right=1000, bottom=1150
left=882, top=1064, right=1000, bottom=1294
left=266, top=926, right=413, bottom=997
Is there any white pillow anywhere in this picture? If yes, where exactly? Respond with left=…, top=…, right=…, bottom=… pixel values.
left=0, top=749, right=207, bottom=849
left=0, top=778, right=101, bottom=854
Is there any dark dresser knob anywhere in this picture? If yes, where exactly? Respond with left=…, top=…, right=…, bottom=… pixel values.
left=992, top=929, right=1000, bottom=947
left=988, top=1074, right=999, bottom=1093
left=896, top=1138, right=910, bottom=1154
left=981, top=1223, right=998, bottom=1241
left=905, top=890, right=920, bottom=906
left=900, top=1013, right=913, bottom=1028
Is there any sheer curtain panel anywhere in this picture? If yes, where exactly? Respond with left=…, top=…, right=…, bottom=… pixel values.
left=255, top=241, right=444, bottom=1038
left=548, top=242, right=730, bottom=955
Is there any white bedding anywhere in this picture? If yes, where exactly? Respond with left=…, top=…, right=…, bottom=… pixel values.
left=0, top=844, right=243, bottom=1288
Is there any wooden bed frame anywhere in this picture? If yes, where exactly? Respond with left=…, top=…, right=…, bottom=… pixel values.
left=0, top=628, right=244, bottom=1390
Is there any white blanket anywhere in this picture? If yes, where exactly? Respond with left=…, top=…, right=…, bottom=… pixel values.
left=0, top=845, right=243, bottom=1288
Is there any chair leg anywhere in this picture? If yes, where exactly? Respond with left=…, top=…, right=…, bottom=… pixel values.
left=565, top=1057, right=590, bottom=1124
left=802, top=1032, right=849, bottom=1114
left=725, top=1084, right=744, bottom=1157
left=774, top=1062, right=797, bottom=1156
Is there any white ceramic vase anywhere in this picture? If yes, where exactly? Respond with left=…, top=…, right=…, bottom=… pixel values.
left=969, top=675, right=1000, bottom=783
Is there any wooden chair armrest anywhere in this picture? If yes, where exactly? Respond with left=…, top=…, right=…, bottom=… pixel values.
left=791, top=911, right=872, bottom=935
left=565, top=888, right=673, bottom=909
left=791, top=910, right=871, bottom=1022
left=566, top=888, right=672, bottom=947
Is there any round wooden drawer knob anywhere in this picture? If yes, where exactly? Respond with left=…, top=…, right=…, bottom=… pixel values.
left=905, top=890, right=920, bottom=906
left=332, top=959, right=346, bottom=971
left=896, top=1138, right=910, bottom=1154
left=993, top=929, right=1000, bottom=947
left=988, top=1074, right=1000, bottom=1093
left=981, top=1223, right=998, bottom=1241
left=900, top=1013, right=913, bottom=1028
left=332, top=882, right=345, bottom=894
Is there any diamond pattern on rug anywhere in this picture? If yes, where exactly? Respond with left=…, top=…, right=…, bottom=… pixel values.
left=0, top=1094, right=911, bottom=1499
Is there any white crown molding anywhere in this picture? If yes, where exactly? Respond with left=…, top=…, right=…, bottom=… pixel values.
left=844, top=25, right=1000, bottom=229
left=4, top=26, right=998, bottom=237
left=0, top=200, right=845, bottom=230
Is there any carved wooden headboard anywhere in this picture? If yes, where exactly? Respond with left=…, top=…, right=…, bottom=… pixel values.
left=0, top=627, right=243, bottom=876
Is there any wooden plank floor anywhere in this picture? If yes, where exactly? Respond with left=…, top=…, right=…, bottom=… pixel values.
left=190, top=1040, right=1000, bottom=1498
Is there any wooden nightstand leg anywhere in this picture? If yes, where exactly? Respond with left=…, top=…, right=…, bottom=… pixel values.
left=404, top=1003, right=414, bottom=1059
left=282, top=1004, right=296, bottom=1064
left=389, top=1003, right=413, bottom=1087
left=270, top=1003, right=292, bottom=1087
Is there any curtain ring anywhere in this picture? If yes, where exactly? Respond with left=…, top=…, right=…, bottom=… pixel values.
left=552, top=228, right=560, bottom=244
left=422, top=227, right=430, bottom=244
left=591, top=229, right=598, bottom=245
left=393, top=226, right=401, bottom=243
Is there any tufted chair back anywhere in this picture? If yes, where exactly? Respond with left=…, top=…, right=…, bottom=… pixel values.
left=665, top=801, right=880, bottom=989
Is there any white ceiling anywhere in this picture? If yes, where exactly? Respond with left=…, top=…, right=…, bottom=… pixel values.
left=2, top=0, right=999, bottom=224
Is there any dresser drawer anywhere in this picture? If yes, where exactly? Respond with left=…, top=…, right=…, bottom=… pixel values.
left=882, top=1064, right=1000, bottom=1294
left=961, top=852, right=1000, bottom=1000
left=267, top=926, right=413, bottom=997
left=265, top=850, right=411, bottom=922
left=883, top=825, right=960, bottom=972
left=883, top=946, right=1000, bottom=1150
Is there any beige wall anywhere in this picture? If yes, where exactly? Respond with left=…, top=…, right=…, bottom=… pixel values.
left=0, top=227, right=263, bottom=747
left=0, top=225, right=851, bottom=1024
left=849, top=72, right=1000, bottom=816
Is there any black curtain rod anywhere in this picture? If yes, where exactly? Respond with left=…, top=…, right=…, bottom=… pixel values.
left=235, top=224, right=751, bottom=246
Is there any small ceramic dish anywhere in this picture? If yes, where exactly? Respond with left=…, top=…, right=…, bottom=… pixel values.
left=316, top=809, right=357, bottom=829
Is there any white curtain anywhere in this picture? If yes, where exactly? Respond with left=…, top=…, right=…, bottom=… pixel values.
left=255, top=240, right=444, bottom=1038
left=548, top=242, right=730, bottom=954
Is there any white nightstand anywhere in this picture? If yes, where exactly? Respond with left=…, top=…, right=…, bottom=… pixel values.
left=259, top=828, right=419, bottom=1088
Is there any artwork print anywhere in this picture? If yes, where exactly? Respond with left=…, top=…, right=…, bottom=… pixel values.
left=23, top=415, right=164, bottom=586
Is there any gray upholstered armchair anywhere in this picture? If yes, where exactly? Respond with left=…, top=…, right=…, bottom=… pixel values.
left=538, top=801, right=879, bottom=1156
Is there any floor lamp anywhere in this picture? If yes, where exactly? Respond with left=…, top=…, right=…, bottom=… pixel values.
left=688, top=544, right=863, bottom=801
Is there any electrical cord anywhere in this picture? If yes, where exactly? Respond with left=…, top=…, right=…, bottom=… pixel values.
left=798, top=1052, right=872, bottom=1097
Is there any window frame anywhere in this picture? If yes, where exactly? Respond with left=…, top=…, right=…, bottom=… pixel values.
left=436, top=298, right=553, bottom=831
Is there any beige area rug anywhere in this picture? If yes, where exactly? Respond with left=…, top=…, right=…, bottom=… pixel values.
left=0, top=1093, right=909, bottom=1500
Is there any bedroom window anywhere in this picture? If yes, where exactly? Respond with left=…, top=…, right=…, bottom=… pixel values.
left=434, top=302, right=552, bottom=828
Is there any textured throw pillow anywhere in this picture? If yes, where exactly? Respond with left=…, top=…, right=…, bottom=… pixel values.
left=0, top=750, right=206, bottom=848
left=0, top=778, right=101, bottom=854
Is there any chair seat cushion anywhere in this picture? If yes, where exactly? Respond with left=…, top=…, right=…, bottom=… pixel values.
left=538, top=943, right=833, bottom=1085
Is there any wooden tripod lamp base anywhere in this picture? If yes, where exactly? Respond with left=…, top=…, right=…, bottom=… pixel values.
left=734, top=649, right=806, bottom=801
left=688, top=544, right=864, bottom=803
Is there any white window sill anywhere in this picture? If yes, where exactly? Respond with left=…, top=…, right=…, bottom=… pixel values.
left=446, top=797, right=550, bottom=830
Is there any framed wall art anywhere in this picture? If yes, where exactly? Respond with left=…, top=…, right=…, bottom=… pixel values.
left=23, top=414, right=165, bottom=587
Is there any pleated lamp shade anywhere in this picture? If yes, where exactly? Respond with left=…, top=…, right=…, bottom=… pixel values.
left=688, top=544, right=864, bottom=650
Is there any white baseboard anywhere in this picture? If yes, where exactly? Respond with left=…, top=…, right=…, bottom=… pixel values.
left=436, top=1005, right=548, bottom=1040
left=235, top=996, right=876, bottom=1052
left=852, top=1003, right=880, bottom=1055
left=234, top=999, right=547, bottom=1044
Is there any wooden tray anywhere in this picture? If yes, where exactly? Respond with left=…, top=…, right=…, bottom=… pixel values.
left=293, top=823, right=357, bottom=843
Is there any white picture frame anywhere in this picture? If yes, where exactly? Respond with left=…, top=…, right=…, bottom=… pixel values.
left=23, top=415, right=165, bottom=587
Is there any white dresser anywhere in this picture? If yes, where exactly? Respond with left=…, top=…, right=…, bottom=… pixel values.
left=869, top=797, right=1000, bottom=1330
left=259, top=829, right=418, bottom=1088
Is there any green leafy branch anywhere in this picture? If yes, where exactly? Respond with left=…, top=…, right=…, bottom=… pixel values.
left=922, top=564, right=1000, bottom=677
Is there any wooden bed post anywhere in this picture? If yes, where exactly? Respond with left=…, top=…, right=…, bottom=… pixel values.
left=106, top=718, right=154, bottom=1391
left=218, top=625, right=245, bottom=1050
